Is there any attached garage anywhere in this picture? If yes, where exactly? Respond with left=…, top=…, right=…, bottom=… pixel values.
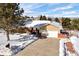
left=47, top=31, right=59, bottom=38
left=45, top=24, right=61, bottom=38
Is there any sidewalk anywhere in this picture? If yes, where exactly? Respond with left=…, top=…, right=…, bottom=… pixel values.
left=16, top=38, right=59, bottom=56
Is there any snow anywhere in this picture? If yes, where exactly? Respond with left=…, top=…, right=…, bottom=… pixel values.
left=59, top=39, right=65, bottom=56
left=51, top=21, right=62, bottom=29
left=70, top=36, right=79, bottom=55
left=59, top=37, right=79, bottom=56
left=0, top=45, right=12, bottom=56
left=25, top=20, right=51, bottom=27
left=0, top=33, right=7, bottom=45
left=0, top=31, right=38, bottom=56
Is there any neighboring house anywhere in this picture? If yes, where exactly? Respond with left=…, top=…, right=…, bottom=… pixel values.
left=24, top=20, right=62, bottom=38
left=44, top=21, right=63, bottom=38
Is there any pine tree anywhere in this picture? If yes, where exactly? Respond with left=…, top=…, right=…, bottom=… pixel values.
left=39, top=15, right=42, bottom=20
left=71, top=19, right=79, bottom=30
left=62, top=18, right=71, bottom=30
left=48, top=17, right=52, bottom=21
left=54, top=18, right=60, bottom=23
left=0, top=3, right=24, bottom=48
left=39, top=15, right=47, bottom=20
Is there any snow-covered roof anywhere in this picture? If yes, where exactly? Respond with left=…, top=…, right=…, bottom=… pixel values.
left=25, top=20, right=51, bottom=28
left=24, top=20, right=62, bottom=29
left=51, top=21, right=62, bottom=28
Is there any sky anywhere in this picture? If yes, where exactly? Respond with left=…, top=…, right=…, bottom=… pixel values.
left=20, top=3, right=79, bottom=17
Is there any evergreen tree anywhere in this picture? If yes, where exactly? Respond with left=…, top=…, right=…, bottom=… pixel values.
left=71, top=19, right=79, bottom=30
left=39, top=15, right=47, bottom=20
left=39, top=15, right=42, bottom=20
left=48, top=17, right=52, bottom=21
left=42, top=15, right=47, bottom=20
left=0, top=3, right=24, bottom=48
left=62, top=18, right=71, bottom=30
left=54, top=18, right=60, bottom=23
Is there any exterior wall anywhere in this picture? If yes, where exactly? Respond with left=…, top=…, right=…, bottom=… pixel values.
left=47, top=31, right=59, bottom=38
left=46, top=25, right=60, bottom=31
left=45, top=25, right=60, bottom=38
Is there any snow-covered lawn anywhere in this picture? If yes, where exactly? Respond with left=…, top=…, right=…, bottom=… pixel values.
left=59, top=38, right=79, bottom=56
left=0, top=32, right=38, bottom=56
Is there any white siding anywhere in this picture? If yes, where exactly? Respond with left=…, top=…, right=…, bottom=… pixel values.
left=47, top=31, right=58, bottom=38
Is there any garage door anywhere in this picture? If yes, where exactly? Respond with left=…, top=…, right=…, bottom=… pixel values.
left=47, top=31, right=58, bottom=38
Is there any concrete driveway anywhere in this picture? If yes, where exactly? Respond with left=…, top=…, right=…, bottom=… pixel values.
left=16, top=38, right=59, bottom=56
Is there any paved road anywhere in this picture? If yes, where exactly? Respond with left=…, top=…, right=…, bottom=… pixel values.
left=16, top=38, right=59, bottom=56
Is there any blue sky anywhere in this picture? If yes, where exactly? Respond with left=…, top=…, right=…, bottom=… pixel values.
left=20, top=3, right=79, bottom=17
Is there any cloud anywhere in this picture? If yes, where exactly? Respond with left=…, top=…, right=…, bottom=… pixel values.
left=20, top=3, right=46, bottom=10
left=20, top=3, right=79, bottom=17
left=46, top=14, right=79, bottom=17
left=45, top=14, right=62, bottom=17
left=20, top=3, right=46, bottom=16
left=24, top=9, right=33, bottom=13
left=62, top=11, right=77, bottom=14
left=53, top=5, right=73, bottom=11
